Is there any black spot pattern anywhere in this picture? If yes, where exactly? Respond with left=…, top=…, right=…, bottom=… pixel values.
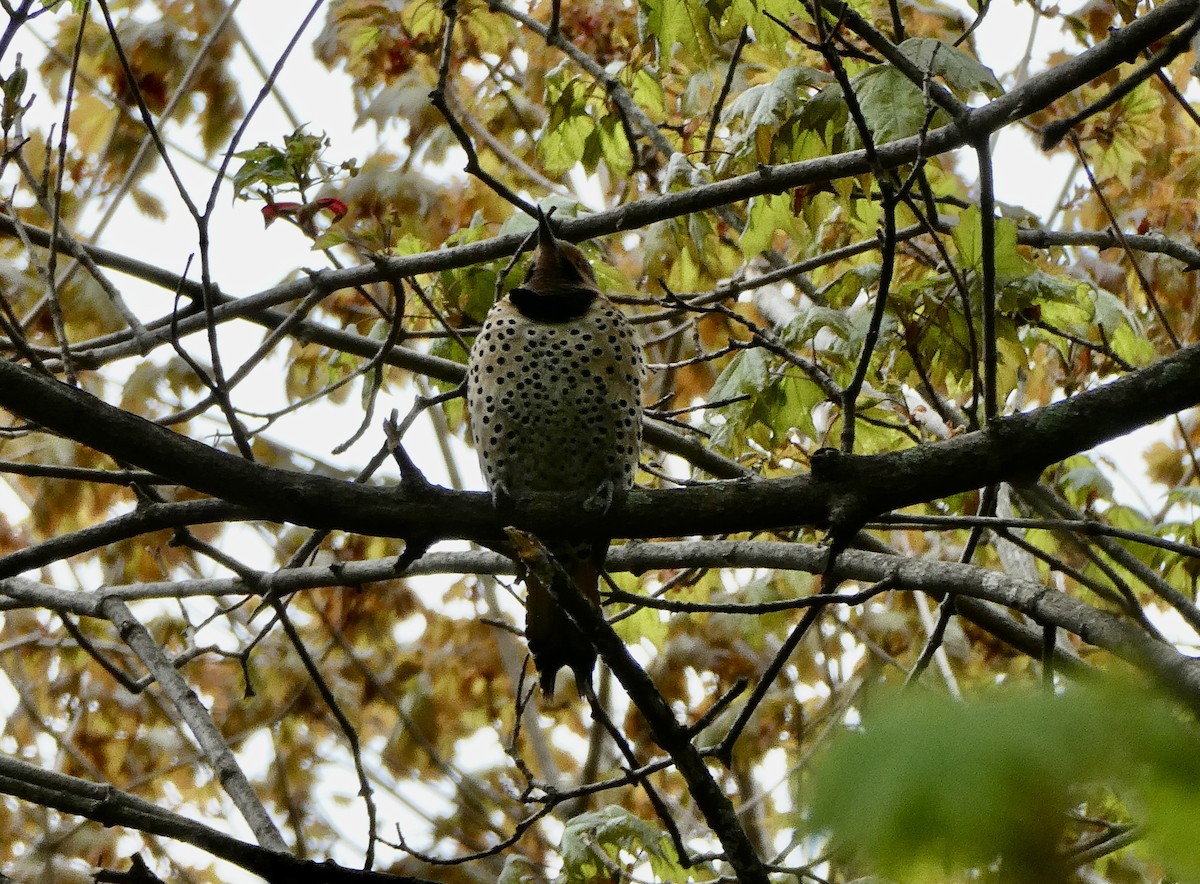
left=465, top=295, right=644, bottom=506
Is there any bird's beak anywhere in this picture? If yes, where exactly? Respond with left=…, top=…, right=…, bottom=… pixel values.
left=530, top=207, right=566, bottom=283
left=535, top=207, right=560, bottom=255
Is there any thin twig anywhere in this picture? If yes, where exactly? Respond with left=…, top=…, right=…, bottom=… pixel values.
left=431, top=0, right=535, bottom=212
left=704, top=27, right=750, bottom=160
left=264, top=592, right=380, bottom=868
left=1069, top=133, right=1182, bottom=349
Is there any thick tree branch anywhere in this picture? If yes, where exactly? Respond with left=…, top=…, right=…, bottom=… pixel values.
left=0, top=342, right=1197, bottom=559
left=0, top=753, right=435, bottom=884
left=0, top=498, right=253, bottom=576
left=7, top=538, right=1195, bottom=707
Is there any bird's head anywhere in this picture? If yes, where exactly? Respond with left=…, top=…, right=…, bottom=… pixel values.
left=523, top=208, right=599, bottom=294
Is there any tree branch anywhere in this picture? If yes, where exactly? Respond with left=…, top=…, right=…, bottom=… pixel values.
left=96, top=595, right=287, bottom=851
left=0, top=342, right=1196, bottom=556
left=0, top=753, right=436, bottom=884
left=11, top=538, right=1192, bottom=707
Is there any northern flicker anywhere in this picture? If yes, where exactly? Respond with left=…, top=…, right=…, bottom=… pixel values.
left=466, top=210, right=644, bottom=696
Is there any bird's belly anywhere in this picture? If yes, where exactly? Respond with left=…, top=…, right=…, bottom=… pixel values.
left=468, top=332, right=640, bottom=501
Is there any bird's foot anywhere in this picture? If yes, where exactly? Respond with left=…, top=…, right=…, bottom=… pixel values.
left=490, top=481, right=516, bottom=516
left=582, top=480, right=615, bottom=515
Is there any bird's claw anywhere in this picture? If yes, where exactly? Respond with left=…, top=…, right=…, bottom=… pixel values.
left=583, top=480, right=615, bottom=515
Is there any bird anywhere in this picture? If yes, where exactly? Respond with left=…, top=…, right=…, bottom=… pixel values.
left=465, top=208, right=644, bottom=697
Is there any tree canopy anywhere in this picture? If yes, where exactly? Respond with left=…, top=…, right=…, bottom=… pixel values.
left=1, top=0, right=1200, bottom=882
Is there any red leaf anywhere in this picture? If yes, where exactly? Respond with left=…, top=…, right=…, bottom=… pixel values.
left=314, top=197, right=348, bottom=220
left=262, top=202, right=302, bottom=226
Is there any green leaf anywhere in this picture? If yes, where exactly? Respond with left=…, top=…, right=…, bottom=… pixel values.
left=348, top=24, right=382, bottom=61
left=721, top=66, right=830, bottom=128
left=539, top=75, right=592, bottom=176
left=815, top=264, right=882, bottom=311
left=610, top=570, right=668, bottom=647
left=767, top=375, right=825, bottom=441
left=953, top=204, right=982, bottom=268
left=561, top=806, right=691, bottom=883
left=846, top=41, right=999, bottom=148
left=792, top=83, right=848, bottom=148
left=596, top=114, right=633, bottom=178
left=1054, top=454, right=1113, bottom=508
left=999, top=268, right=1075, bottom=313
left=849, top=66, right=934, bottom=148
left=231, top=128, right=329, bottom=198
left=639, top=0, right=708, bottom=63
left=231, top=144, right=292, bottom=196
left=741, top=193, right=793, bottom=257
left=810, top=681, right=1200, bottom=880
left=781, top=303, right=858, bottom=348
left=899, top=37, right=1003, bottom=98
left=1090, top=84, right=1163, bottom=188
left=707, top=348, right=773, bottom=451
left=1108, top=322, right=1156, bottom=367
left=1038, top=278, right=1151, bottom=362
left=728, top=0, right=806, bottom=55
left=993, top=218, right=1026, bottom=279
left=708, top=346, right=771, bottom=404
left=629, top=67, right=666, bottom=114
left=722, top=66, right=831, bottom=161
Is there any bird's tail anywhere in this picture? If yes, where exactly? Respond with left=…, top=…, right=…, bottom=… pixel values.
left=525, top=543, right=603, bottom=698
